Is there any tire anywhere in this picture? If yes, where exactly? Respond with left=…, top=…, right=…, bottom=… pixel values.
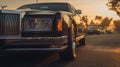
left=79, top=38, right=86, bottom=46
left=59, top=25, right=76, bottom=60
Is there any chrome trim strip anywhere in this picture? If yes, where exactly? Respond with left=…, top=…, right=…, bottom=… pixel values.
left=76, top=35, right=85, bottom=41
left=0, top=36, right=67, bottom=39
left=0, top=10, right=21, bottom=14
left=5, top=46, right=67, bottom=51
left=0, top=46, right=68, bottom=52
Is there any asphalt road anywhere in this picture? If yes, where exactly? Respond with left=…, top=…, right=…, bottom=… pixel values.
left=0, top=34, right=120, bottom=67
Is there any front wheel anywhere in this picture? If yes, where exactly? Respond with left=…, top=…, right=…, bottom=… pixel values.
left=59, top=26, right=76, bottom=60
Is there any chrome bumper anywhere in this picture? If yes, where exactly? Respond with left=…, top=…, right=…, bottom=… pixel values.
left=0, top=36, right=68, bottom=53
left=0, top=46, right=67, bottom=54
left=0, top=36, right=67, bottom=45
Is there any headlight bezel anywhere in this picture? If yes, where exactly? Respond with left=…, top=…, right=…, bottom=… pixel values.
left=22, top=17, right=52, bottom=32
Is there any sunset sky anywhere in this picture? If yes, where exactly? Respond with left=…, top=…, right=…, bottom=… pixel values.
left=0, top=0, right=119, bottom=20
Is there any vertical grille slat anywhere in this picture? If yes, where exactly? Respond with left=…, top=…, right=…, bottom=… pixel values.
left=0, top=13, right=20, bottom=36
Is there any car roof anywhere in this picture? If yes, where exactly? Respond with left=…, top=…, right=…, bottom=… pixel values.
left=17, top=2, right=71, bottom=9
left=20, top=2, right=70, bottom=6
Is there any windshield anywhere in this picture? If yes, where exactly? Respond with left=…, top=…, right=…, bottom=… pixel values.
left=17, top=3, right=70, bottom=12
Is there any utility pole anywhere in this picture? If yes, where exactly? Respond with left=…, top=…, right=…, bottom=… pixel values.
left=36, top=0, right=38, bottom=3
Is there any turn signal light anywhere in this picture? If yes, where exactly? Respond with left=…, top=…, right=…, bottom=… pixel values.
left=57, top=19, right=62, bottom=31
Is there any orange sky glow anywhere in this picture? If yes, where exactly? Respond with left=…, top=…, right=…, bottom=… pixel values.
left=0, top=0, right=119, bottom=20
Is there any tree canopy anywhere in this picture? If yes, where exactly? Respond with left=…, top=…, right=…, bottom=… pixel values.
left=95, top=16, right=103, bottom=21
left=107, top=0, right=120, bottom=17
left=82, top=15, right=88, bottom=26
left=100, top=17, right=112, bottom=29
left=113, top=20, right=120, bottom=32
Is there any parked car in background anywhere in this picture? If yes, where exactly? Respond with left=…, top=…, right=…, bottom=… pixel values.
left=0, top=2, right=86, bottom=60
left=106, top=30, right=114, bottom=34
left=87, top=25, right=100, bottom=35
left=99, top=30, right=106, bottom=34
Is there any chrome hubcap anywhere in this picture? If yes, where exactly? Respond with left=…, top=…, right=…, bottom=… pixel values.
left=72, top=41, right=76, bottom=53
left=72, top=29, right=76, bottom=55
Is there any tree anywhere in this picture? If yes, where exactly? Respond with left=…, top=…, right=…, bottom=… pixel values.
left=94, top=16, right=103, bottom=25
left=107, top=0, right=120, bottom=17
left=89, top=20, right=96, bottom=25
left=0, top=0, right=7, bottom=10
left=95, top=16, right=103, bottom=21
left=1, top=5, right=7, bottom=9
left=82, top=15, right=88, bottom=26
left=113, top=20, right=120, bottom=32
left=100, top=17, right=113, bottom=29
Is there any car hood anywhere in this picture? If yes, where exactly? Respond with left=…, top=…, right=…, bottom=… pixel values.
left=18, top=9, right=72, bottom=15
left=18, top=9, right=57, bottom=15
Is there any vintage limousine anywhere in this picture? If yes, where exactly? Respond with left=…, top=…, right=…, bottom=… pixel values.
left=0, top=2, right=86, bottom=60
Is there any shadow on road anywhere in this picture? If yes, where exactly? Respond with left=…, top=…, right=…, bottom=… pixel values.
left=0, top=53, right=60, bottom=67
left=0, top=49, right=82, bottom=67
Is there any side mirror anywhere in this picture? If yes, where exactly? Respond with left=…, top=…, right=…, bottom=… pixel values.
left=75, top=10, right=82, bottom=14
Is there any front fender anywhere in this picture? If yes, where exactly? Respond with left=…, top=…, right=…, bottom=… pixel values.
left=62, top=13, right=77, bottom=35
left=62, top=14, right=72, bottom=28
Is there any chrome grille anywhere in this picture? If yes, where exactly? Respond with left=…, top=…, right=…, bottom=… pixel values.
left=0, top=13, right=20, bottom=36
